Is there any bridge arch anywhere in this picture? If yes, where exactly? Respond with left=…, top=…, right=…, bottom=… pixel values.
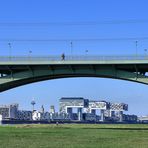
left=0, top=65, right=148, bottom=92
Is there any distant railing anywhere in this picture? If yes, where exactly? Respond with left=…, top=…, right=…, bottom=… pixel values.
left=0, top=55, right=148, bottom=62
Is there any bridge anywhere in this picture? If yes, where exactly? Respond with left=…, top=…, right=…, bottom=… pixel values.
left=0, top=55, right=148, bottom=92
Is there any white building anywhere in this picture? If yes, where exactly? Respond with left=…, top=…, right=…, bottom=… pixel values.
left=32, top=111, right=49, bottom=121
left=0, top=114, right=3, bottom=121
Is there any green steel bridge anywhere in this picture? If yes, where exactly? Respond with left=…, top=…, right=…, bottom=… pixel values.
left=0, top=55, right=148, bottom=92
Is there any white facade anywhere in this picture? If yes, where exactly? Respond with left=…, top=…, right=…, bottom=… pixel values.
left=0, top=114, right=3, bottom=121
left=32, top=111, right=49, bottom=121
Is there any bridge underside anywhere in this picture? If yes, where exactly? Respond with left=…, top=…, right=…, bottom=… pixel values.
left=0, top=64, right=148, bottom=92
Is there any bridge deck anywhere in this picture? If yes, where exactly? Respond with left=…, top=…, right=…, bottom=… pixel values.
left=0, top=55, right=148, bottom=92
left=0, top=55, right=148, bottom=65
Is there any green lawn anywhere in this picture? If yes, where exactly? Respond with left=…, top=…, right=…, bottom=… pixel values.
left=0, top=124, right=148, bottom=148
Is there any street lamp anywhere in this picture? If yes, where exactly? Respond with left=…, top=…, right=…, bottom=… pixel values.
left=85, top=50, right=88, bottom=56
left=144, top=49, right=147, bottom=57
left=8, top=43, right=12, bottom=59
left=70, top=41, right=73, bottom=56
left=135, top=41, right=138, bottom=57
left=28, top=50, right=32, bottom=60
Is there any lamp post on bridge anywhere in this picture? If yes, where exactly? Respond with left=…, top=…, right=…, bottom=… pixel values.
left=144, top=49, right=147, bottom=58
left=85, top=50, right=88, bottom=56
left=70, top=41, right=73, bottom=59
left=8, top=43, right=12, bottom=59
left=28, top=50, right=32, bottom=60
left=135, top=41, right=138, bottom=57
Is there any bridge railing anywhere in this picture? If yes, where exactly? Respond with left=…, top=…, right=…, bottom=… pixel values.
left=0, top=55, right=148, bottom=62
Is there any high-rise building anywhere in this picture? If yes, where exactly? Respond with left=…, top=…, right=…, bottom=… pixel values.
left=0, top=104, right=18, bottom=119
left=50, top=105, right=55, bottom=113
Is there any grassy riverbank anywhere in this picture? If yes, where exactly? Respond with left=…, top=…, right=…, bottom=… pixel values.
left=0, top=124, right=148, bottom=148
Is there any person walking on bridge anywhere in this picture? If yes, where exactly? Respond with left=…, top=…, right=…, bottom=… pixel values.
left=61, top=53, right=65, bottom=61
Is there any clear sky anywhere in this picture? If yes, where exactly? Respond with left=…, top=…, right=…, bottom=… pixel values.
left=0, top=0, right=148, bottom=116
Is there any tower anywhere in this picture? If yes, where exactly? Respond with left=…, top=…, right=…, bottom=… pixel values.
left=31, top=100, right=36, bottom=111
left=41, top=105, right=44, bottom=113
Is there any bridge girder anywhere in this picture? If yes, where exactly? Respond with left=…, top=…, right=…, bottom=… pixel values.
left=0, top=65, right=148, bottom=92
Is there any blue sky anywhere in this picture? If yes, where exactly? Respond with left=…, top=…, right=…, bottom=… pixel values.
left=0, top=0, right=148, bottom=116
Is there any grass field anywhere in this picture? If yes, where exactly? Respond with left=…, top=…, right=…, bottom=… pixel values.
left=0, top=124, right=148, bottom=148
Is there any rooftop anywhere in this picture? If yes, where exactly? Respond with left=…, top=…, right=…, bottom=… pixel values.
left=60, top=97, right=84, bottom=100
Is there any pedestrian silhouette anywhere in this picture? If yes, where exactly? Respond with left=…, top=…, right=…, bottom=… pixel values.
left=61, top=53, right=65, bottom=60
